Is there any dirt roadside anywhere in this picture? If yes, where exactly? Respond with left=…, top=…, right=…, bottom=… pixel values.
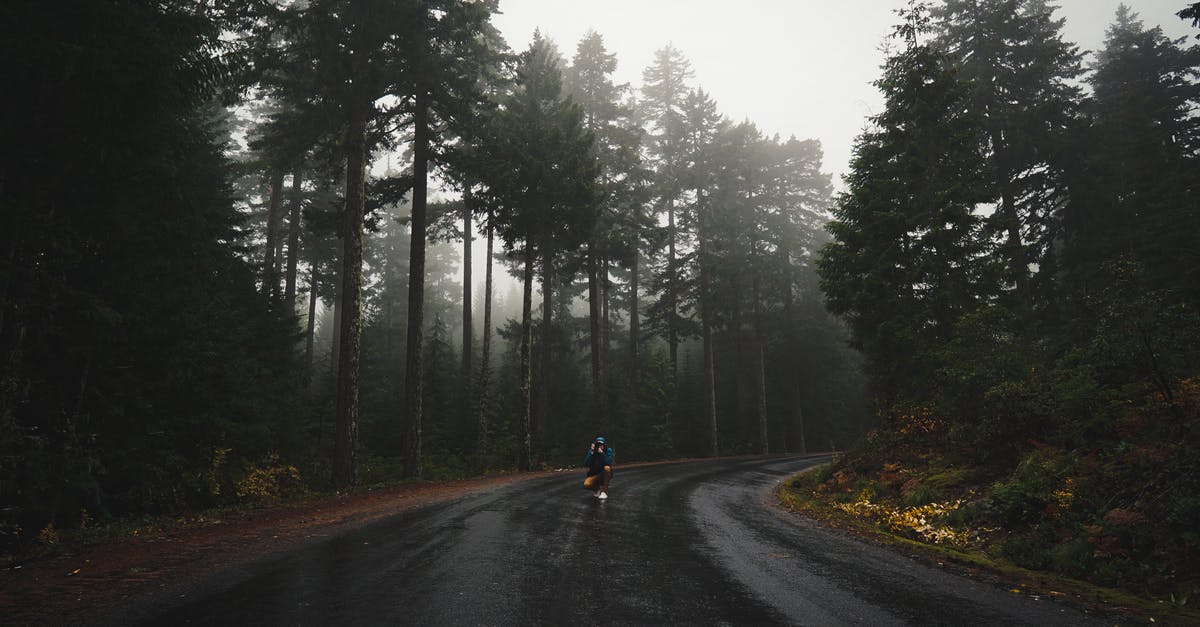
left=0, top=470, right=559, bottom=625
left=0, top=456, right=802, bottom=624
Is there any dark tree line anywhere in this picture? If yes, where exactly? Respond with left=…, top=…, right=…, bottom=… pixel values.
left=1, top=0, right=866, bottom=551
left=1, top=1, right=304, bottom=538
left=818, top=2, right=1200, bottom=587
left=822, top=1, right=1200, bottom=442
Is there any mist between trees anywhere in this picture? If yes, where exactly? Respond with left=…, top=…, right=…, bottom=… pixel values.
left=0, top=0, right=869, bottom=548
left=10, top=0, right=1194, bottom=583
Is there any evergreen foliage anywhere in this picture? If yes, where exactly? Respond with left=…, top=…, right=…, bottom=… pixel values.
left=820, top=35, right=993, bottom=411
left=1, top=0, right=300, bottom=536
left=2, top=0, right=1184, bottom=602
left=3, top=1, right=868, bottom=558
left=815, top=2, right=1200, bottom=599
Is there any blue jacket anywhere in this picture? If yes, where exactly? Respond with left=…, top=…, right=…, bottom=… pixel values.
left=583, top=445, right=614, bottom=476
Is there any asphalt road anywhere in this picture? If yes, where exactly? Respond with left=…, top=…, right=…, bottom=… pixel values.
left=133, top=455, right=1109, bottom=626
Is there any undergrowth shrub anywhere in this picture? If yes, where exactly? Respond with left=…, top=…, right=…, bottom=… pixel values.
left=903, top=484, right=941, bottom=507
left=1049, top=536, right=1094, bottom=579
left=235, top=454, right=304, bottom=500
left=990, top=448, right=1072, bottom=526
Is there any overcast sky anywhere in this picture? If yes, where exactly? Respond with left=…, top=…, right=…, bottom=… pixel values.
left=491, top=1, right=1197, bottom=187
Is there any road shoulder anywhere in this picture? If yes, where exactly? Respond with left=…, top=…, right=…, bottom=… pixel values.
left=774, top=465, right=1199, bottom=625
left=0, top=471, right=556, bottom=624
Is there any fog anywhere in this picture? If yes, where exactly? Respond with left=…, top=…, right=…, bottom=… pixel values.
left=492, top=1, right=1195, bottom=184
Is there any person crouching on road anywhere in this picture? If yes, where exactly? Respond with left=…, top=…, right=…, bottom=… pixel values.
left=583, top=436, right=613, bottom=499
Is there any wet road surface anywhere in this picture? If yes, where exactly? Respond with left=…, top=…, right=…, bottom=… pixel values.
left=134, top=456, right=1107, bottom=625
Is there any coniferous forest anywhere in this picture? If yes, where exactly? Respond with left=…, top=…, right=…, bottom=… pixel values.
left=813, top=1, right=1200, bottom=599
left=1, top=0, right=864, bottom=551
left=3, top=0, right=1200, bottom=601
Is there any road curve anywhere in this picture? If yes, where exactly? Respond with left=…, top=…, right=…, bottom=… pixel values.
left=130, top=456, right=1108, bottom=626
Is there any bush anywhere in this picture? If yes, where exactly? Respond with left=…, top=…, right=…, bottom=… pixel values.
left=990, top=449, right=1072, bottom=526
left=904, top=484, right=942, bottom=507
left=235, top=454, right=304, bottom=500
left=997, top=529, right=1053, bottom=570
left=358, top=455, right=409, bottom=486
left=941, top=499, right=990, bottom=527
left=924, top=467, right=970, bottom=492
left=1049, top=536, right=1094, bottom=579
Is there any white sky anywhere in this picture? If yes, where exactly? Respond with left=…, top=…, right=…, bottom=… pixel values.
left=421, top=1, right=1196, bottom=310
left=491, top=0, right=1197, bottom=187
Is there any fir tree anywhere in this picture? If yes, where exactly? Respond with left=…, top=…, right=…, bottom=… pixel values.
left=819, top=25, right=993, bottom=409
left=933, top=0, right=1084, bottom=307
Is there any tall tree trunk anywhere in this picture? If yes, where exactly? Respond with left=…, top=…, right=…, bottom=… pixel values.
left=782, top=249, right=794, bottom=313
left=753, top=273, right=768, bottom=455
left=383, top=274, right=393, bottom=363
left=519, top=245, right=534, bottom=472
left=333, top=116, right=366, bottom=491
left=284, top=170, right=303, bottom=314
left=993, top=138, right=1026, bottom=297
left=0, top=249, right=30, bottom=440
left=0, top=239, right=16, bottom=334
left=667, top=199, right=678, bottom=377
left=475, top=213, right=494, bottom=463
left=732, top=289, right=750, bottom=445
left=403, top=88, right=429, bottom=479
left=263, top=172, right=285, bottom=300
left=781, top=250, right=799, bottom=454
left=601, top=256, right=611, bottom=357
left=537, top=235, right=552, bottom=440
left=699, top=232, right=717, bottom=457
left=629, top=250, right=640, bottom=388
left=792, top=377, right=806, bottom=454
left=331, top=257, right=343, bottom=375
left=461, top=194, right=473, bottom=431
left=587, top=244, right=601, bottom=390
left=701, top=272, right=718, bottom=458
left=304, top=268, right=318, bottom=389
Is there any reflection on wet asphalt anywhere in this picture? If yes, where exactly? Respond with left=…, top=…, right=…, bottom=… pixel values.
left=135, top=456, right=1110, bottom=626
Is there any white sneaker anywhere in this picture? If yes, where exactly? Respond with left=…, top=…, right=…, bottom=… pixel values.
left=598, top=491, right=608, bottom=500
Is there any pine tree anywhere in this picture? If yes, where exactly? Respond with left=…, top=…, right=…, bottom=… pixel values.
left=819, top=25, right=993, bottom=409
left=267, top=0, right=413, bottom=489
left=1065, top=6, right=1200, bottom=302
left=932, top=0, right=1084, bottom=306
left=679, top=88, right=728, bottom=456
left=1, top=0, right=302, bottom=524
left=1179, top=2, right=1200, bottom=29
left=565, top=30, right=622, bottom=392
left=484, top=33, right=599, bottom=470
left=395, top=0, right=502, bottom=479
left=707, top=123, right=834, bottom=454
left=565, top=32, right=655, bottom=411
left=284, top=170, right=305, bottom=314
left=640, top=45, right=695, bottom=377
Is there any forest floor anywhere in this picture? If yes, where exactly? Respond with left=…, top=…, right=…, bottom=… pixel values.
left=778, top=463, right=1200, bottom=625
left=0, top=470, right=560, bottom=624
